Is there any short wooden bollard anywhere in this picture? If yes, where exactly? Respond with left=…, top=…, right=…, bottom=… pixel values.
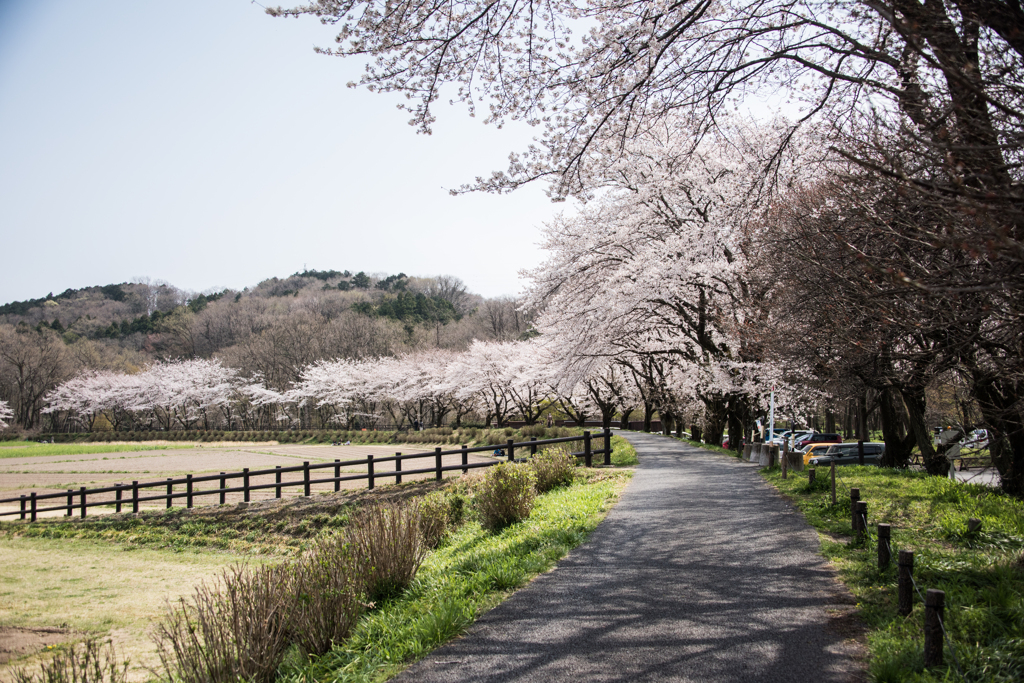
left=850, top=488, right=860, bottom=531
left=968, top=518, right=982, bottom=533
left=808, top=468, right=816, bottom=485
left=898, top=550, right=914, bottom=616
left=394, top=454, right=402, bottom=484
left=435, top=447, right=443, bottom=481
left=924, top=589, right=945, bottom=667
left=166, top=478, right=174, bottom=509
left=855, top=501, right=868, bottom=540
left=367, top=456, right=374, bottom=490
left=830, top=461, right=837, bottom=505
left=781, top=443, right=789, bottom=479
left=461, top=445, right=468, bottom=474
left=878, top=523, right=891, bottom=570
left=244, top=468, right=251, bottom=502
left=80, top=487, right=87, bottom=518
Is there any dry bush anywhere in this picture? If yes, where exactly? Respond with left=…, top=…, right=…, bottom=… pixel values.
left=419, top=490, right=466, bottom=548
left=530, top=447, right=577, bottom=493
left=348, top=502, right=425, bottom=602
left=11, top=638, right=128, bottom=683
left=475, top=462, right=537, bottom=531
left=285, top=533, right=366, bottom=657
left=154, top=563, right=291, bottom=683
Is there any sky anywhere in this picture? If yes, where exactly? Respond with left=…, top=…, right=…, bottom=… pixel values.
left=0, top=0, right=564, bottom=304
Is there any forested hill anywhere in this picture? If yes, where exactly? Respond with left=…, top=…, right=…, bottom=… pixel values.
left=0, top=270, right=531, bottom=395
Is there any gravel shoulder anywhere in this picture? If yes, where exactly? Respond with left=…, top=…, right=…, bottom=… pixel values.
left=394, top=431, right=865, bottom=683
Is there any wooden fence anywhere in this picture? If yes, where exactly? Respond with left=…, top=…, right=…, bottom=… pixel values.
left=1, top=431, right=613, bottom=522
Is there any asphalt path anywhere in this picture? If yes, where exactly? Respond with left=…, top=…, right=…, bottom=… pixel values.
left=395, top=431, right=863, bottom=683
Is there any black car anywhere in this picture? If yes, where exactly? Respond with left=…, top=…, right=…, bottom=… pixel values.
left=808, top=442, right=886, bottom=467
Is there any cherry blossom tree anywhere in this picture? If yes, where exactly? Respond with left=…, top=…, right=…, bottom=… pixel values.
left=0, top=399, right=13, bottom=429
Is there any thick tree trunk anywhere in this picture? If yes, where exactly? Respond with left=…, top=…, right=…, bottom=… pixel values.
left=901, top=386, right=945, bottom=475
left=971, top=373, right=1024, bottom=496
left=878, top=387, right=915, bottom=468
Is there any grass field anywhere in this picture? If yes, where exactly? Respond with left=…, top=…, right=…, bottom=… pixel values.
left=761, top=465, right=1024, bottom=682
left=0, top=443, right=195, bottom=459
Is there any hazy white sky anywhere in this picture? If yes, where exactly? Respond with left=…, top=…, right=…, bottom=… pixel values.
left=0, top=0, right=563, bottom=303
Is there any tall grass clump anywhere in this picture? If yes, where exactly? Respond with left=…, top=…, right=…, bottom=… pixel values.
left=12, top=638, right=129, bottom=683
left=530, top=447, right=577, bottom=492
left=154, top=563, right=291, bottom=683
left=348, top=502, right=425, bottom=603
left=475, top=462, right=537, bottom=531
left=285, top=533, right=365, bottom=657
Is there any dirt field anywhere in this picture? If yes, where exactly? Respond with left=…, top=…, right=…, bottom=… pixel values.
left=0, top=444, right=498, bottom=518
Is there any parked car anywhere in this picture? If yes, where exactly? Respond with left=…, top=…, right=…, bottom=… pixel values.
left=801, top=443, right=836, bottom=465
left=808, top=442, right=886, bottom=467
left=772, top=430, right=814, bottom=447
left=959, top=428, right=989, bottom=450
left=795, top=433, right=842, bottom=449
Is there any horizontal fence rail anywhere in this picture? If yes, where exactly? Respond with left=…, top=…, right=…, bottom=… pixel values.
left=1, top=431, right=613, bottom=521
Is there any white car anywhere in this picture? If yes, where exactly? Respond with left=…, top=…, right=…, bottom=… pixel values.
left=960, top=429, right=989, bottom=450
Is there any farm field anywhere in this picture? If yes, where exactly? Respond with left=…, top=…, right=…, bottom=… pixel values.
left=0, top=443, right=499, bottom=518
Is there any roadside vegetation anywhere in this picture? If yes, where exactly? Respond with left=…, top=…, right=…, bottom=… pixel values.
left=3, top=451, right=634, bottom=683
left=761, top=465, right=1024, bottom=682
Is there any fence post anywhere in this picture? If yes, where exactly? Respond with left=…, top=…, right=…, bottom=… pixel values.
left=221, top=473, right=227, bottom=504
left=115, top=484, right=123, bottom=513
left=80, top=487, right=87, bottom=519
left=132, top=481, right=138, bottom=514
left=367, top=455, right=374, bottom=490
left=604, top=430, right=612, bottom=466
left=461, top=445, right=468, bottom=474
left=782, top=442, right=789, bottom=479
left=924, top=589, right=945, bottom=667
left=303, top=462, right=310, bottom=496
left=530, top=437, right=537, bottom=455
left=20, top=495, right=26, bottom=521
left=831, top=460, right=837, bottom=505
left=395, top=454, right=402, bottom=484
left=850, top=488, right=860, bottom=531
left=808, top=468, right=816, bottom=485
left=584, top=431, right=592, bottom=467
left=186, top=474, right=193, bottom=509
left=66, top=489, right=73, bottom=517
left=244, top=468, right=251, bottom=503
left=878, top=523, right=891, bottom=570
left=334, top=459, right=342, bottom=491
left=166, top=478, right=173, bottom=509
left=30, top=492, right=37, bottom=522
left=274, top=467, right=281, bottom=499
left=435, top=447, right=443, bottom=481
left=506, top=439, right=515, bottom=462
left=898, top=550, right=914, bottom=616
left=855, top=501, right=867, bottom=540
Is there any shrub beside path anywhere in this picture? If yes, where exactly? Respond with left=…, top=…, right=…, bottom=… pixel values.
left=395, top=431, right=865, bottom=682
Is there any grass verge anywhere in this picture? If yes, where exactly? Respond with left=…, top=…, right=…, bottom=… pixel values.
left=608, top=434, right=638, bottom=466
left=761, top=465, right=1024, bottom=682
left=278, top=468, right=632, bottom=683
left=0, top=443, right=194, bottom=459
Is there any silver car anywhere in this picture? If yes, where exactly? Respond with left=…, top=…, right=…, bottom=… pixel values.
left=808, top=442, right=886, bottom=467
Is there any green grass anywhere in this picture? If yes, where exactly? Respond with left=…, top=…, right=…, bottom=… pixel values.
left=278, top=469, right=632, bottom=683
left=761, top=465, right=1024, bottom=682
left=0, top=443, right=194, bottom=458
left=608, top=434, right=638, bottom=466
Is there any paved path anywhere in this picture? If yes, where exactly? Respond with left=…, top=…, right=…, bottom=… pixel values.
left=395, top=432, right=863, bottom=683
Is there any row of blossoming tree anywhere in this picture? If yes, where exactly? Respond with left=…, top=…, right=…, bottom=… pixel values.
left=40, top=341, right=738, bottom=434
